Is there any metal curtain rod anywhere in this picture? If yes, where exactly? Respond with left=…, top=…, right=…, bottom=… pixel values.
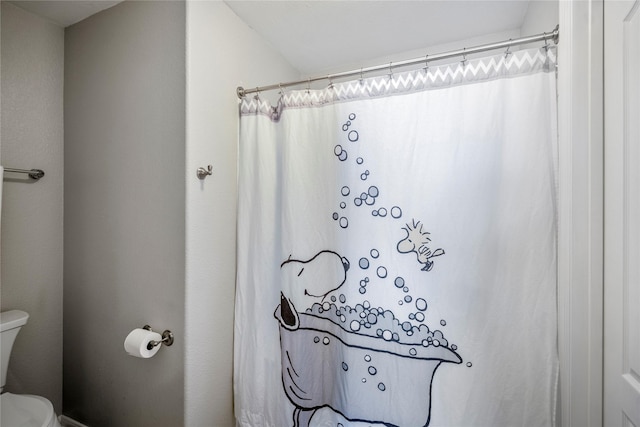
left=237, top=25, right=559, bottom=98
left=4, top=167, right=45, bottom=180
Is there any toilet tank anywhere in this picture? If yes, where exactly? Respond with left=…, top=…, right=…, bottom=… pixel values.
left=0, top=310, right=29, bottom=391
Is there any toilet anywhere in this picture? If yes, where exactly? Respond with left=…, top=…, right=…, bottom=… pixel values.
left=1, top=310, right=62, bottom=427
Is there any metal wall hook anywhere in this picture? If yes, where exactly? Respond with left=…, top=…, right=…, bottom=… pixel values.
left=197, top=165, right=213, bottom=180
left=142, top=325, right=174, bottom=350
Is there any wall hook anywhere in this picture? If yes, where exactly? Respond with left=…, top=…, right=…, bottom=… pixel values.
left=197, top=165, right=213, bottom=180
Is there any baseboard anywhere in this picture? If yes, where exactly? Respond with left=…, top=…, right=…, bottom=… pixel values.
left=59, top=415, right=90, bottom=427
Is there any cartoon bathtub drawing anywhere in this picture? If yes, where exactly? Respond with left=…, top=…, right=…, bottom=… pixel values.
left=275, top=295, right=462, bottom=427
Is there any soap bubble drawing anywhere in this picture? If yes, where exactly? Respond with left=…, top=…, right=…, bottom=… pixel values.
left=391, top=206, right=403, bottom=219
left=334, top=145, right=348, bottom=161
left=376, top=207, right=387, bottom=217
left=394, top=277, right=405, bottom=288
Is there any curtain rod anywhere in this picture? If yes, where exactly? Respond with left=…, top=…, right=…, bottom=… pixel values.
left=237, top=25, right=559, bottom=99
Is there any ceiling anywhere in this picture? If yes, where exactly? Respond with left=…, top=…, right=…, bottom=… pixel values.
left=223, top=1, right=531, bottom=74
left=8, top=0, right=122, bottom=27
left=8, top=0, right=532, bottom=74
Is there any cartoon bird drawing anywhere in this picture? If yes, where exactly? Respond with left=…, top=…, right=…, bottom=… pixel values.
left=397, top=220, right=445, bottom=271
left=280, top=250, right=350, bottom=310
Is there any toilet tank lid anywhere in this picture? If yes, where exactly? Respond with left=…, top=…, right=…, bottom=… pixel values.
left=0, top=311, right=29, bottom=332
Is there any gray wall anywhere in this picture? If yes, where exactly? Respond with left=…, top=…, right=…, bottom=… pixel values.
left=63, top=1, right=185, bottom=425
left=0, top=2, right=64, bottom=413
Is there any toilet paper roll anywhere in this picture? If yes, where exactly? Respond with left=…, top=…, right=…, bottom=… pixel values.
left=124, top=328, right=162, bottom=358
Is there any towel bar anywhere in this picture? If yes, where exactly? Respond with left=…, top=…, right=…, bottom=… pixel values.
left=4, top=167, right=45, bottom=180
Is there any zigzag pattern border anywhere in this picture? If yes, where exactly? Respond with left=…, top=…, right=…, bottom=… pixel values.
left=240, top=47, right=557, bottom=119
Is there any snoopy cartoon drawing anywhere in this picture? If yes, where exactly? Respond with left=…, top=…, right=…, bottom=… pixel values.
left=280, top=250, right=350, bottom=310
left=397, top=220, right=445, bottom=271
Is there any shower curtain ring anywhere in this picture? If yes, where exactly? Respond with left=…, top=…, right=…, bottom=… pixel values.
left=306, top=79, right=311, bottom=93
left=504, top=40, right=512, bottom=58
left=388, top=62, right=393, bottom=80
left=543, top=32, right=550, bottom=53
left=461, top=49, right=468, bottom=67
left=423, top=55, right=430, bottom=73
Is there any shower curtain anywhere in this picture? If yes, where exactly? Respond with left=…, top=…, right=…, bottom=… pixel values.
left=235, top=47, right=558, bottom=427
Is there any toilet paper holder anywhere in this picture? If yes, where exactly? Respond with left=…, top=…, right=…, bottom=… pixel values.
left=142, top=325, right=174, bottom=350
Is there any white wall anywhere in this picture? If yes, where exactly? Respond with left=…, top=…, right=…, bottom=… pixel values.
left=313, top=29, right=520, bottom=80
left=557, top=1, right=604, bottom=425
left=0, top=2, right=64, bottom=412
left=521, top=0, right=559, bottom=38
left=185, top=2, right=299, bottom=425
left=63, top=2, right=185, bottom=425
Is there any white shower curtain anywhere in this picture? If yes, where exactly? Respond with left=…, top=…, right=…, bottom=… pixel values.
left=235, top=47, right=558, bottom=427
